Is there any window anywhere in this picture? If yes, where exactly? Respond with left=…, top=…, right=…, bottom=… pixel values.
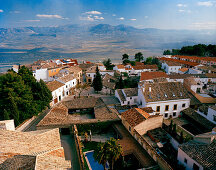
left=182, top=103, right=186, bottom=108
left=165, top=113, right=168, bottom=118
left=66, top=85, right=68, bottom=88
left=173, top=112, right=176, bottom=117
left=203, top=111, right=208, bottom=116
left=184, top=158, right=187, bottom=164
left=130, top=97, right=132, bottom=99
left=156, top=106, right=160, bottom=112
left=196, top=88, right=201, bottom=93
left=129, top=126, right=131, bottom=132
left=213, top=115, right=216, bottom=122
left=173, top=104, right=177, bottom=110
left=165, top=105, right=169, bottom=111
left=128, top=101, right=130, bottom=105
left=193, top=163, right=199, bottom=170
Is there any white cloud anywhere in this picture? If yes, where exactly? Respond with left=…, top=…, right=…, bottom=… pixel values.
left=79, top=15, right=94, bottom=21
left=144, top=16, right=148, bottom=18
left=85, top=11, right=102, bottom=15
left=130, top=18, right=136, bottom=21
left=94, top=16, right=104, bottom=20
left=36, top=14, right=64, bottom=19
left=112, top=14, right=116, bottom=16
left=190, top=22, right=216, bottom=29
left=10, top=11, right=20, bottom=14
left=0, top=9, right=3, bottom=13
left=24, top=20, right=40, bottom=22
left=118, top=17, right=124, bottom=20
left=178, top=9, right=185, bottom=12
left=197, top=1, right=214, bottom=7
left=177, top=4, right=187, bottom=7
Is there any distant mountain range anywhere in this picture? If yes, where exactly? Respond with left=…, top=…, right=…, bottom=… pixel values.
left=0, top=24, right=216, bottom=70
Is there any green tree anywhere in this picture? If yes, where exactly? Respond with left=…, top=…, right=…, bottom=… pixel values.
left=107, top=138, right=123, bottom=170
left=163, top=50, right=171, bottom=55
left=75, top=83, right=89, bottom=98
left=94, top=138, right=122, bottom=170
left=3, top=109, right=10, bottom=120
left=144, top=57, right=152, bottom=65
left=116, top=75, right=124, bottom=89
left=94, top=142, right=109, bottom=170
left=134, top=52, right=143, bottom=62
left=93, top=66, right=103, bottom=92
left=0, top=72, right=32, bottom=125
left=172, top=124, right=177, bottom=136
left=122, top=53, right=129, bottom=61
left=122, top=54, right=130, bottom=65
left=0, top=67, right=52, bottom=126
left=169, top=120, right=173, bottom=132
left=103, top=59, right=114, bottom=70
left=180, top=131, right=184, bottom=144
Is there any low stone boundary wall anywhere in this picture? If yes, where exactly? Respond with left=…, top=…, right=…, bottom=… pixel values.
left=73, top=125, right=85, bottom=170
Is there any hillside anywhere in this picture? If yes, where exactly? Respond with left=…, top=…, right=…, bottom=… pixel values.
left=0, top=24, right=216, bottom=71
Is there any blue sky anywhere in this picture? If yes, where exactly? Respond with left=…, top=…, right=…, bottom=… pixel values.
left=0, top=0, right=216, bottom=29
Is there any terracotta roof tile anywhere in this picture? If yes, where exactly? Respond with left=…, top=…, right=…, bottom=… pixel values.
left=57, top=74, right=75, bottom=83
left=160, top=57, right=199, bottom=67
left=140, top=71, right=168, bottom=81
left=46, top=80, right=64, bottom=92
left=142, top=81, right=189, bottom=102
left=178, top=68, right=189, bottom=72
left=121, top=107, right=156, bottom=127
left=117, top=65, right=125, bottom=69
left=179, top=140, right=216, bottom=170
left=133, top=65, right=158, bottom=70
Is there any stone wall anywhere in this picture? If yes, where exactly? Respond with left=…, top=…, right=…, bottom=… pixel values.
left=134, top=116, right=163, bottom=136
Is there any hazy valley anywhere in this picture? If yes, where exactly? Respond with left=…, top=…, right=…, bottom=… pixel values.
left=0, top=24, right=216, bottom=71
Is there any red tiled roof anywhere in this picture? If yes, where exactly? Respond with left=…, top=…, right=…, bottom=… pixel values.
left=140, top=71, right=168, bottom=81
left=160, top=57, right=199, bottom=67
left=117, top=64, right=125, bottom=69
left=135, top=62, right=144, bottom=66
left=172, top=55, right=216, bottom=62
left=179, top=68, right=189, bottom=72
left=133, top=65, right=158, bottom=70
left=121, top=108, right=148, bottom=127
left=46, top=80, right=64, bottom=92
left=122, top=107, right=157, bottom=127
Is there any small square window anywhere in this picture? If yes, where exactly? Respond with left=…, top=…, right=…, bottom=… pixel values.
left=156, top=106, right=160, bottom=112
left=182, top=103, right=186, bottom=108
left=173, top=104, right=177, bottom=110
left=213, top=115, right=216, bottom=122
left=165, top=105, right=169, bottom=111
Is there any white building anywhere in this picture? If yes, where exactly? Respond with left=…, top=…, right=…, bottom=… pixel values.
left=33, top=68, right=50, bottom=81
left=132, top=65, right=158, bottom=76
left=86, top=66, right=115, bottom=83
left=197, top=105, right=216, bottom=125
left=56, top=74, right=77, bottom=96
left=187, top=68, right=202, bottom=74
left=138, top=81, right=190, bottom=119
left=161, top=61, right=182, bottom=74
left=113, top=64, right=126, bottom=73
left=46, top=77, right=76, bottom=107
left=115, top=88, right=138, bottom=106
left=0, top=120, right=15, bottom=131
left=177, top=133, right=216, bottom=170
